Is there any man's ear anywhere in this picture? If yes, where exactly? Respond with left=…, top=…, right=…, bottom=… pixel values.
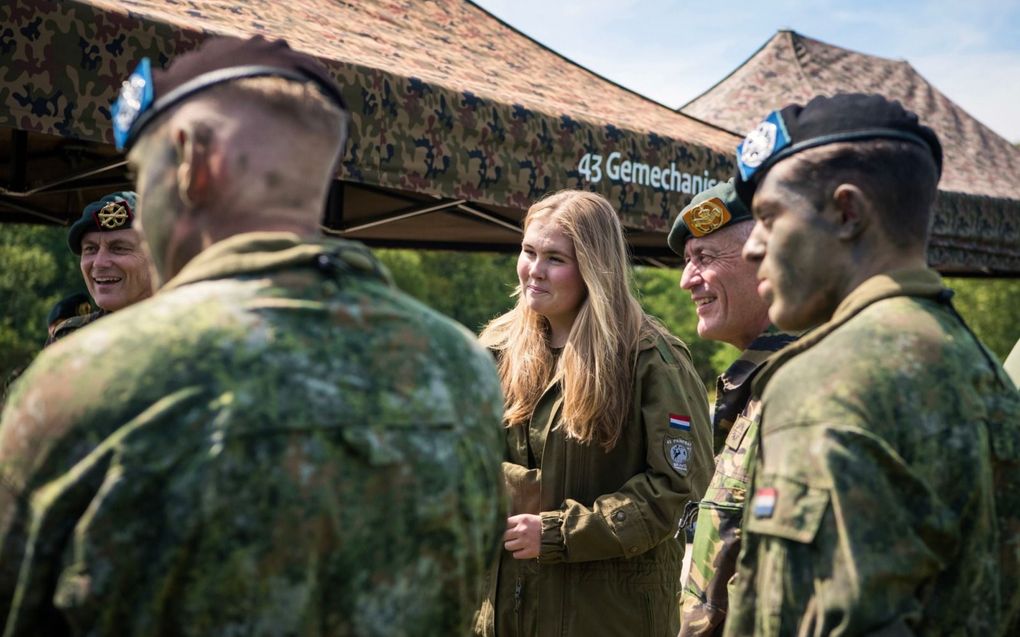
left=831, top=183, right=870, bottom=241
left=174, top=123, right=218, bottom=208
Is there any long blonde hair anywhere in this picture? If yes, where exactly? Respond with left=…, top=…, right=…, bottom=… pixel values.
left=480, top=190, right=667, bottom=449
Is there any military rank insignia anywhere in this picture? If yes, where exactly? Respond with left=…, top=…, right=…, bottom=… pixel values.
left=752, top=487, right=777, bottom=518
left=681, top=197, right=731, bottom=237
left=665, top=437, right=692, bottom=476
left=94, top=201, right=132, bottom=229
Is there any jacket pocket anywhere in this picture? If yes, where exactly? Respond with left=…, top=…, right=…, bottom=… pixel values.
left=741, top=476, right=829, bottom=632
left=744, top=475, right=829, bottom=544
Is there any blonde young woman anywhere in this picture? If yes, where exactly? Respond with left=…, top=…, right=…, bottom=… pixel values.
left=475, top=190, right=713, bottom=637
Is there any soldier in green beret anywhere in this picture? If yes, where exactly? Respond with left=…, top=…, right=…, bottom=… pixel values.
left=0, top=35, right=505, bottom=636
left=725, top=93, right=1020, bottom=636
left=44, top=292, right=94, bottom=343
left=46, top=191, right=153, bottom=345
left=667, top=179, right=797, bottom=637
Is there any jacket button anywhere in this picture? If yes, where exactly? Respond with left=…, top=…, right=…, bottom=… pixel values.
left=614, top=510, right=626, bottom=522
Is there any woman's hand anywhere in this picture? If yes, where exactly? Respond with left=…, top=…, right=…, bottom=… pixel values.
left=503, top=513, right=542, bottom=560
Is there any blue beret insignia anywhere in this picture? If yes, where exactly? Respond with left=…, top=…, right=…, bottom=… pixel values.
left=112, top=58, right=155, bottom=151
left=736, top=110, right=791, bottom=182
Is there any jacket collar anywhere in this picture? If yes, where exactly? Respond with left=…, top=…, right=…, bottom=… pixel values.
left=751, top=267, right=946, bottom=395
left=714, top=325, right=798, bottom=435
left=160, top=232, right=386, bottom=292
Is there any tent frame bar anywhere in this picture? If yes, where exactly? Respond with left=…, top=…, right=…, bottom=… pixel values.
left=328, top=198, right=467, bottom=233
left=0, top=158, right=128, bottom=198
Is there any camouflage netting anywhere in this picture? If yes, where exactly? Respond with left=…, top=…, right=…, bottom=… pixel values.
left=681, top=30, right=1020, bottom=275
left=2, top=6, right=1016, bottom=272
left=0, top=0, right=736, bottom=239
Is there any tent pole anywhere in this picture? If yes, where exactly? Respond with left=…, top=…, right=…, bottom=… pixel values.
left=325, top=199, right=468, bottom=234
left=454, top=204, right=522, bottom=234
left=9, top=130, right=27, bottom=192
left=0, top=196, right=66, bottom=224
left=0, top=160, right=127, bottom=197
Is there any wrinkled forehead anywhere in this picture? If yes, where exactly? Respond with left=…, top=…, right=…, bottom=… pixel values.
left=684, top=220, right=751, bottom=255
left=80, top=227, right=143, bottom=247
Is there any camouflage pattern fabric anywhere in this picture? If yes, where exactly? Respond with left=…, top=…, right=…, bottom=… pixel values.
left=0, top=232, right=506, bottom=636
left=679, top=327, right=797, bottom=637
left=725, top=269, right=1020, bottom=637
left=44, top=310, right=105, bottom=347
left=0, top=0, right=735, bottom=234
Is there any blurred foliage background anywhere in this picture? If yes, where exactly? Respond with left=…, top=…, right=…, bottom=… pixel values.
left=3, top=224, right=1018, bottom=397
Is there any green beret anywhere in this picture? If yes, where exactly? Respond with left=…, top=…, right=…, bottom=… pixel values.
left=667, top=178, right=751, bottom=256
left=67, top=191, right=137, bottom=255
left=46, top=292, right=94, bottom=327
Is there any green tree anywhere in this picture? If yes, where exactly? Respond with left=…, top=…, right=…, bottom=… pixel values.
left=3, top=239, right=1016, bottom=402
left=944, top=277, right=1020, bottom=361
left=1, top=224, right=85, bottom=384
left=376, top=249, right=518, bottom=333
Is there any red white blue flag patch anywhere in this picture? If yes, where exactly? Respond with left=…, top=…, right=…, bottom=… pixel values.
left=753, top=487, right=777, bottom=518
left=668, top=413, right=691, bottom=431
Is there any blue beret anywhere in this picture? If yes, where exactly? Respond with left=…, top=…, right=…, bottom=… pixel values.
left=734, top=93, right=942, bottom=207
left=112, top=35, right=346, bottom=150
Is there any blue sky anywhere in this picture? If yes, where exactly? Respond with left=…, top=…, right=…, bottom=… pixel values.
left=474, top=0, right=1020, bottom=142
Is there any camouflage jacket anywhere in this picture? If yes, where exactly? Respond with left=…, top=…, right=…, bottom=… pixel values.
left=679, top=327, right=797, bottom=637
left=0, top=232, right=506, bottom=637
left=725, top=268, right=1020, bottom=637
left=476, top=330, right=713, bottom=637
left=44, top=309, right=105, bottom=346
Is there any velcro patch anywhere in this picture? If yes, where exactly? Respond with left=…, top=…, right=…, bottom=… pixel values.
left=664, top=437, right=692, bottom=476
left=753, top=487, right=777, bottom=518
left=668, top=413, right=691, bottom=431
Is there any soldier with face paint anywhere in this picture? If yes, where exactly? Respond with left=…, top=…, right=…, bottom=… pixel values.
left=668, top=179, right=797, bottom=637
left=45, top=191, right=153, bottom=345
left=724, top=93, right=1020, bottom=637
left=0, top=36, right=505, bottom=636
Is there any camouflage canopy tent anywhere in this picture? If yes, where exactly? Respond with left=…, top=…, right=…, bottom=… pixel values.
left=682, top=30, right=1020, bottom=276
left=0, top=0, right=739, bottom=266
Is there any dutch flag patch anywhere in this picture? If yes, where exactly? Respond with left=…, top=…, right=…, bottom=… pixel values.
left=753, top=487, right=777, bottom=518
left=668, top=413, right=691, bottom=431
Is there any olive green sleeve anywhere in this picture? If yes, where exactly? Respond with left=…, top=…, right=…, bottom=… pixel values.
left=539, top=338, right=712, bottom=564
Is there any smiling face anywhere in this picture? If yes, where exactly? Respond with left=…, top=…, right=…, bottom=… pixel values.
left=517, top=216, right=587, bottom=345
left=742, top=159, right=849, bottom=331
left=79, top=228, right=154, bottom=312
left=680, top=221, right=770, bottom=349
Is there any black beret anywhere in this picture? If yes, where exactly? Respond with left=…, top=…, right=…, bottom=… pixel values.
left=46, top=292, right=94, bottom=327
left=67, top=191, right=138, bottom=254
left=734, top=93, right=943, bottom=207
left=667, top=179, right=751, bottom=256
left=112, top=35, right=346, bottom=150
